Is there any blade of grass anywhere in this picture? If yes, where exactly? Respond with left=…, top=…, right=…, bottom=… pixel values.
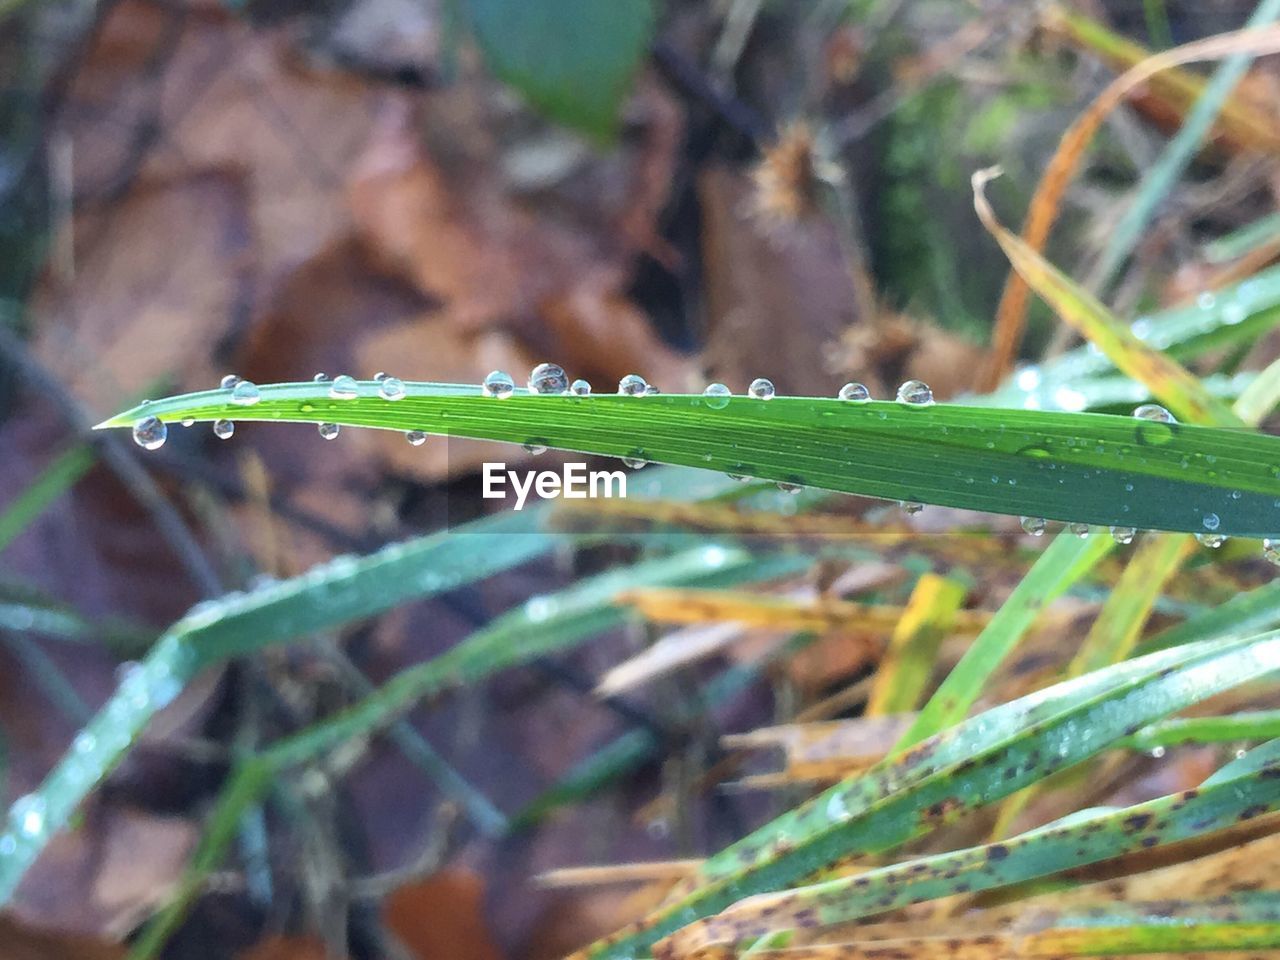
left=125, top=546, right=810, bottom=958
left=99, top=382, right=1280, bottom=537
left=0, top=445, right=94, bottom=553
left=898, top=531, right=1112, bottom=748
left=982, top=19, right=1280, bottom=387
left=974, top=168, right=1243, bottom=428
left=1140, top=580, right=1280, bottom=654
left=1124, top=709, right=1280, bottom=752
left=1091, top=0, right=1280, bottom=295
left=569, top=628, right=1280, bottom=960
left=662, top=738, right=1280, bottom=956
left=864, top=574, right=965, bottom=717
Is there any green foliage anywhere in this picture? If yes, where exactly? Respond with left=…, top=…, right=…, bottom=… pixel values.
left=464, top=0, right=655, bottom=138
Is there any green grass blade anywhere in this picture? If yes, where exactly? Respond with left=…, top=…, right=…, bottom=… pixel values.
left=0, top=445, right=94, bottom=553
left=100, top=383, right=1280, bottom=537
left=1125, top=709, right=1280, bottom=751
left=1139, top=579, right=1280, bottom=653
left=665, top=738, right=1280, bottom=955
left=570, top=629, right=1280, bottom=960
left=899, top=531, right=1112, bottom=747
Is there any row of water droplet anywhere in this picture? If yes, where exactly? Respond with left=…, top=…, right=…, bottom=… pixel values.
left=127, top=370, right=1280, bottom=565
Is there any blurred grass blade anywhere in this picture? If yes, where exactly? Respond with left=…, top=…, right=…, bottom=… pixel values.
left=0, top=445, right=94, bottom=553
left=864, top=574, right=965, bottom=717
left=662, top=739, right=1280, bottom=957
left=569, top=629, right=1280, bottom=960
left=899, top=531, right=1111, bottom=748
left=974, top=168, right=1241, bottom=428
left=1091, top=0, right=1280, bottom=294
left=100, top=382, right=1280, bottom=536
left=126, top=545, right=809, bottom=959
left=983, top=18, right=1280, bottom=387
left=1140, top=580, right=1280, bottom=653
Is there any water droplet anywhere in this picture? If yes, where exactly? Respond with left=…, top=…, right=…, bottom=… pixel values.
left=826, top=791, right=848, bottom=821
left=132, top=416, right=167, bottom=450
left=378, top=376, right=405, bottom=401
left=618, top=374, right=649, bottom=396
left=1202, top=513, right=1221, bottom=532
left=896, top=379, right=934, bottom=406
left=1110, top=525, right=1136, bottom=545
left=1069, top=522, right=1091, bottom=538
left=703, top=382, right=731, bottom=409
left=230, top=380, right=260, bottom=406
left=528, top=362, right=569, bottom=394
left=1021, top=516, right=1046, bottom=536
left=10, top=794, right=45, bottom=839
left=776, top=481, right=802, bottom=494
left=220, top=374, right=241, bottom=390
left=1223, top=302, right=1246, bottom=325
left=318, top=422, right=340, bottom=440
left=727, top=473, right=751, bottom=482
left=1264, top=539, right=1280, bottom=566
left=330, top=375, right=359, bottom=400
left=570, top=379, right=591, bottom=396
left=213, top=419, right=235, bottom=440
left=482, top=370, right=516, bottom=399
left=406, top=430, right=427, bottom=446
left=1132, top=403, right=1175, bottom=423
left=313, top=372, right=330, bottom=383
left=1195, top=532, right=1225, bottom=549
left=73, top=731, right=96, bottom=754
left=900, top=501, right=924, bottom=516
left=747, top=378, right=775, bottom=400
left=643, top=384, right=661, bottom=396
left=838, top=382, right=871, bottom=403
left=373, top=371, right=388, bottom=382
left=1197, top=291, right=1216, bottom=310
left=622, top=454, right=648, bottom=469
left=181, top=417, right=195, bottom=428
left=523, top=442, right=547, bottom=455
left=1150, top=746, right=1166, bottom=759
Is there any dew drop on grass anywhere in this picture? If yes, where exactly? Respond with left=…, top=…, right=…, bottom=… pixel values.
left=73, top=731, right=96, bottom=754
left=900, top=501, right=923, bottom=516
left=1202, top=512, right=1221, bottom=532
left=528, top=363, right=569, bottom=394
left=727, top=473, right=751, bottom=482
left=482, top=370, right=515, bottom=398
left=776, top=481, right=802, bottom=494
left=132, top=416, right=167, bottom=450
left=1110, top=525, right=1136, bottom=545
left=318, top=422, right=340, bottom=440
left=570, top=379, right=591, bottom=396
left=213, top=419, right=235, bottom=440
left=1197, top=291, right=1216, bottom=310
left=373, top=372, right=387, bottom=382
left=1069, top=522, right=1091, bottom=538
left=1196, top=532, right=1225, bottom=548
left=406, top=431, right=427, bottom=446
left=10, top=794, right=45, bottom=840
left=622, top=453, right=648, bottom=469
left=330, top=375, right=359, bottom=400
left=1020, top=516, right=1046, bottom=536
left=747, top=378, right=775, bottom=400
left=181, top=418, right=194, bottom=427
left=220, top=374, right=241, bottom=390
left=703, top=382, right=731, bottom=409
left=379, top=376, right=405, bottom=401
left=1264, top=539, right=1280, bottom=566
left=523, top=442, right=547, bottom=455
left=838, top=382, right=871, bottom=403
left=1150, top=746, right=1166, bottom=759
left=313, top=372, right=330, bottom=383
left=230, top=380, right=260, bottom=406
left=896, top=379, right=934, bottom=406
left=644, top=384, right=661, bottom=396
left=1132, top=403, right=1175, bottom=423
left=618, top=374, right=648, bottom=396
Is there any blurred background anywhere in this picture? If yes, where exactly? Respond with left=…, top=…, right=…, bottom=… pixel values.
left=1, top=0, right=1279, bottom=957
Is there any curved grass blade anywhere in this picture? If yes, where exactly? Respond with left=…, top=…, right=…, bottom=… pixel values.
left=100, top=382, right=1280, bottom=537
left=0, top=445, right=94, bottom=553
left=1139, top=579, right=1280, bottom=653
left=567, top=629, right=1280, bottom=960
left=661, top=739, right=1280, bottom=957
left=1124, top=709, right=1280, bottom=752
left=0, top=465, right=750, bottom=906
left=125, top=545, right=809, bottom=959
